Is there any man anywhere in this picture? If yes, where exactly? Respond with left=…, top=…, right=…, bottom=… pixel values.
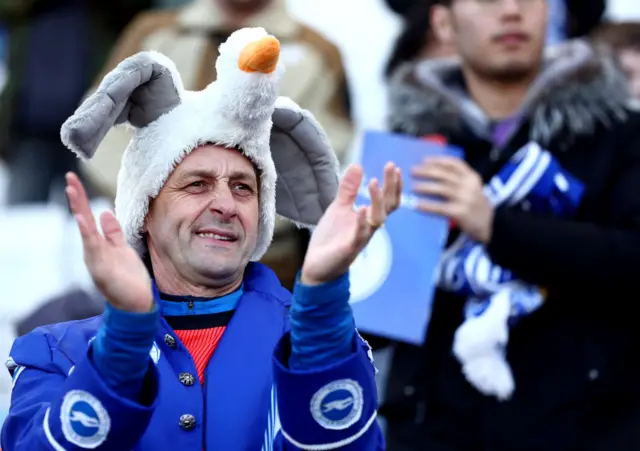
left=1, top=29, right=400, bottom=450
left=592, top=21, right=640, bottom=99
left=384, top=0, right=457, bottom=79
left=81, top=0, right=353, bottom=290
left=0, top=0, right=151, bottom=204
left=384, top=0, right=640, bottom=450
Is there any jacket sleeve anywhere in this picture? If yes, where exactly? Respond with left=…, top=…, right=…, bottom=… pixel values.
left=1, top=329, right=159, bottom=451
left=271, top=333, right=384, bottom=450
left=486, top=114, right=640, bottom=290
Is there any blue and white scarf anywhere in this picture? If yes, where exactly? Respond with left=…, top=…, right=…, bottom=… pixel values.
left=436, top=142, right=584, bottom=400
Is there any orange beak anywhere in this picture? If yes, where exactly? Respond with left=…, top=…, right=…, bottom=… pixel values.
left=238, top=36, right=280, bottom=74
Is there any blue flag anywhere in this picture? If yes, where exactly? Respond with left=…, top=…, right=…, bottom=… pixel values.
left=349, top=131, right=463, bottom=344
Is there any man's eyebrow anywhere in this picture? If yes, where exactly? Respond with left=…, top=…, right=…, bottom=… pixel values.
left=176, top=169, right=215, bottom=180
left=177, top=169, right=257, bottom=183
left=229, top=170, right=258, bottom=183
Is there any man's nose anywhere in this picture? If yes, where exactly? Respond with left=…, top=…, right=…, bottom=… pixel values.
left=208, top=185, right=238, bottom=220
left=501, top=0, right=524, bottom=15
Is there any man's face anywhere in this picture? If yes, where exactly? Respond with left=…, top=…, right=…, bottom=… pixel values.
left=435, top=0, right=547, bottom=81
left=145, top=145, right=260, bottom=286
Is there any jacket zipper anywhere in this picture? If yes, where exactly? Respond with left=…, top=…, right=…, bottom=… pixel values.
left=489, top=146, right=501, bottom=161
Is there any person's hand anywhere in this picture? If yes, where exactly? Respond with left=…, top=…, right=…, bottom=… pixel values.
left=301, top=162, right=402, bottom=285
left=65, top=172, right=153, bottom=313
left=411, top=156, right=494, bottom=243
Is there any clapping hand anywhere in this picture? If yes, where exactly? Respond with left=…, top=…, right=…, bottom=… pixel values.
left=301, top=162, right=402, bottom=285
left=65, top=172, right=154, bottom=313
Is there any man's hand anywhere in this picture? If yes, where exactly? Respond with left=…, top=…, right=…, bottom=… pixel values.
left=65, top=172, right=154, bottom=313
left=301, top=162, right=402, bottom=285
left=411, top=156, right=494, bottom=243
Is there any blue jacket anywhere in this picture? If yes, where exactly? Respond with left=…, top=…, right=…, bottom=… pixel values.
left=1, top=263, right=383, bottom=450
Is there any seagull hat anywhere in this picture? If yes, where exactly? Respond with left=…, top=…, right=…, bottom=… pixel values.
left=61, top=27, right=340, bottom=260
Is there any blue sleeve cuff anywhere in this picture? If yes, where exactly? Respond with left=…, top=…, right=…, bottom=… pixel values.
left=292, top=272, right=350, bottom=304
left=92, top=303, right=159, bottom=401
left=101, top=302, right=158, bottom=334
left=289, top=273, right=355, bottom=371
left=273, top=332, right=379, bottom=449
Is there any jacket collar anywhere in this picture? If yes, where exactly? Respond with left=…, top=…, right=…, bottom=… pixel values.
left=177, top=0, right=300, bottom=38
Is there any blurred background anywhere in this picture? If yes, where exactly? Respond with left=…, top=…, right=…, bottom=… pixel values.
left=0, top=0, right=639, bottom=446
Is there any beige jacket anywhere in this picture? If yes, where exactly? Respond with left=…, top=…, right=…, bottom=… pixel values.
left=81, top=0, right=353, bottom=247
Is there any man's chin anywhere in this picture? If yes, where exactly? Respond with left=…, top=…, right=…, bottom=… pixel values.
left=191, top=259, right=242, bottom=280
left=488, top=60, right=538, bottom=83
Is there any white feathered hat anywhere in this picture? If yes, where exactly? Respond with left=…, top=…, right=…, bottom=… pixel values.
left=60, top=27, right=339, bottom=261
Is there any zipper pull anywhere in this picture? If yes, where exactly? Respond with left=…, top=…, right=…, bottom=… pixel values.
left=187, top=299, right=194, bottom=311
left=490, top=147, right=501, bottom=161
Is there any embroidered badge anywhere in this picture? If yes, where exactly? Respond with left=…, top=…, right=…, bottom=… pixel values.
left=60, top=390, right=111, bottom=448
left=310, top=379, right=363, bottom=430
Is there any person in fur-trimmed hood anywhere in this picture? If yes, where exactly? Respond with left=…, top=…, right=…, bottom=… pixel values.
left=1, top=28, right=400, bottom=450
left=382, top=0, right=640, bottom=450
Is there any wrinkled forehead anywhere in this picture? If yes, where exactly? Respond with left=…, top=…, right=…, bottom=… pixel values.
left=171, top=144, right=260, bottom=181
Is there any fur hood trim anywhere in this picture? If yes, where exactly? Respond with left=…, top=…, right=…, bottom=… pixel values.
left=388, top=40, right=635, bottom=146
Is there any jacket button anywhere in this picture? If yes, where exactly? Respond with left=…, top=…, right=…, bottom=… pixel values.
left=179, top=372, right=195, bottom=386
left=179, top=414, right=196, bottom=431
left=164, top=334, right=177, bottom=349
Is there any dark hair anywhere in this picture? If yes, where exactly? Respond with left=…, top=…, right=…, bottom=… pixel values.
left=591, top=21, right=640, bottom=51
left=385, top=1, right=437, bottom=78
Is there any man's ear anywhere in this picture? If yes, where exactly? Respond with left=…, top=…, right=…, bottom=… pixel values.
left=431, top=4, right=455, bottom=47
left=142, top=210, right=150, bottom=234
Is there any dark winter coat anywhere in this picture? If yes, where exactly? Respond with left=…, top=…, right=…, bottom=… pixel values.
left=383, top=40, right=640, bottom=451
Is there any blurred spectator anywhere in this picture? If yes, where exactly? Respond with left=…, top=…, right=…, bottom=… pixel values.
left=0, top=0, right=151, bottom=205
left=385, top=0, right=456, bottom=78
left=592, top=21, right=640, bottom=98
left=80, top=0, right=354, bottom=290
left=15, top=288, right=105, bottom=337
left=384, top=0, right=640, bottom=449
